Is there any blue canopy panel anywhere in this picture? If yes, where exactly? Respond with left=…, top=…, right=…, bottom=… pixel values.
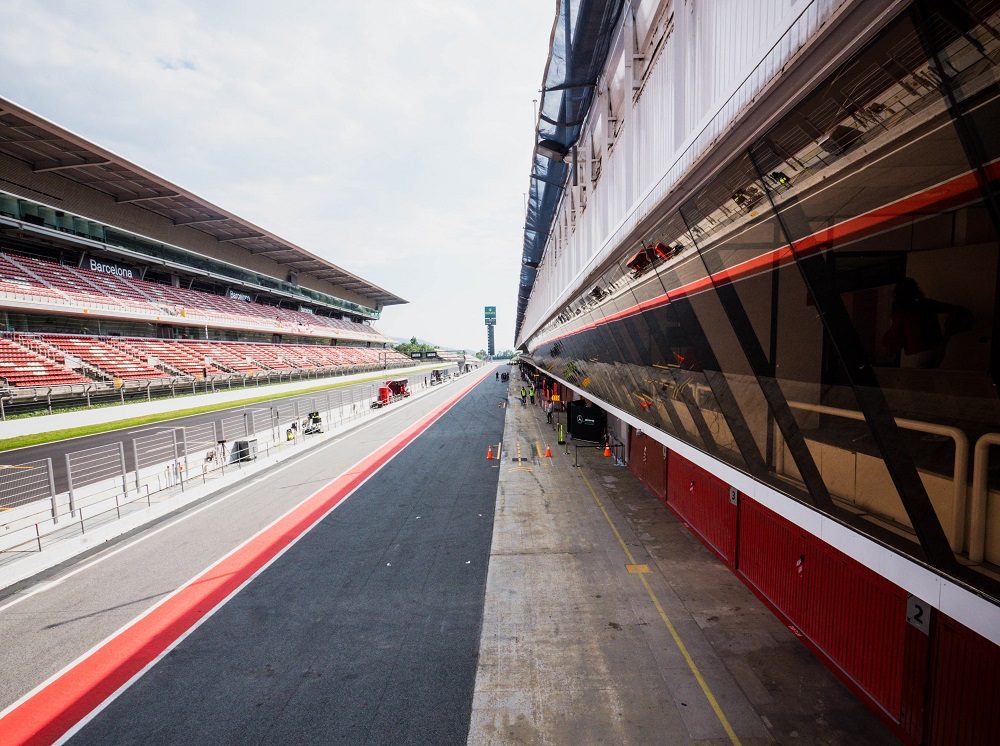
left=517, top=0, right=625, bottom=342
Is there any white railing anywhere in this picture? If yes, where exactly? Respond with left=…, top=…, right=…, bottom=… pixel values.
left=969, top=433, right=1000, bottom=563
left=781, top=401, right=969, bottom=552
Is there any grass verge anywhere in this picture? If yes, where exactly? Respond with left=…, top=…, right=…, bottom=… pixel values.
left=0, top=369, right=430, bottom=453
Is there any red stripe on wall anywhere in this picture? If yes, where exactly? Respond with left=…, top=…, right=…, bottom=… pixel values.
left=534, top=161, right=1000, bottom=349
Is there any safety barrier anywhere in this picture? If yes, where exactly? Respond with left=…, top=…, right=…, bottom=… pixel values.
left=0, top=369, right=449, bottom=558
left=0, top=457, right=55, bottom=513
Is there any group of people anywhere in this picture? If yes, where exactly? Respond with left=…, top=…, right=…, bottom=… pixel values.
left=497, top=364, right=557, bottom=423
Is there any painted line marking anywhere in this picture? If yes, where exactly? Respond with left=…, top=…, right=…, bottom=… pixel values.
left=626, top=564, right=650, bottom=574
left=577, top=468, right=742, bottom=746
left=0, top=367, right=494, bottom=745
left=527, top=410, right=554, bottom=466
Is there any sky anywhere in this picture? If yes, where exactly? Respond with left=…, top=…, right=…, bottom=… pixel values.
left=0, top=0, right=555, bottom=352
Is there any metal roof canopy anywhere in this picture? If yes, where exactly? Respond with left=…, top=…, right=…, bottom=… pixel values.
left=517, top=0, right=624, bottom=340
left=0, top=96, right=406, bottom=307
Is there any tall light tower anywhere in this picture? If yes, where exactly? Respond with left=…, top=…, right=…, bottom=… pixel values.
left=484, top=305, right=496, bottom=357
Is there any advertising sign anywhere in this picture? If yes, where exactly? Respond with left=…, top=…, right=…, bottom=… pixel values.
left=484, top=305, right=496, bottom=326
left=567, top=400, right=606, bottom=442
left=89, top=258, right=135, bottom=280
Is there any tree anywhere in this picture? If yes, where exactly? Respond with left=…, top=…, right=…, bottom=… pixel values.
left=394, top=336, right=436, bottom=356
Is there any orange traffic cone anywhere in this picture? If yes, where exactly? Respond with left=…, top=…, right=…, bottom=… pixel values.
left=603, top=444, right=612, bottom=457
left=545, top=445, right=552, bottom=458
left=487, top=446, right=494, bottom=461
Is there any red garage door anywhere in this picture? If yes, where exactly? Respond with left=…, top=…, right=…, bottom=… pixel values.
left=628, top=428, right=667, bottom=503
left=665, top=451, right=737, bottom=566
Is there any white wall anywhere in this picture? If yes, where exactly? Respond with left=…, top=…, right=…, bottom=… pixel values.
left=519, top=0, right=845, bottom=345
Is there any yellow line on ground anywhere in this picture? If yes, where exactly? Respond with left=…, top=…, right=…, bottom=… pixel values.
left=577, top=468, right=742, bottom=746
left=527, top=408, right=553, bottom=466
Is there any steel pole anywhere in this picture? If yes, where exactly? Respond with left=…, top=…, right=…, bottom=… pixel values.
left=65, top=453, right=76, bottom=516
left=118, top=442, right=128, bottom=496
left=46, top=457, right=58, bottom=522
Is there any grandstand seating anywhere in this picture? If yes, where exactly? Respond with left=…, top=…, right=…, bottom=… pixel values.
left=0, top=254, right=63, bottom=301
left=111, top=338, right=225, bottom=377
left=0, top=338, right=91, bottom=387
left=42, top=336, right=168, bottom=380
left=0, top=252, right=388, bottom=342
left=182, top=341, right=258, bottom=373
left=0, top=333, right=414, bottom=389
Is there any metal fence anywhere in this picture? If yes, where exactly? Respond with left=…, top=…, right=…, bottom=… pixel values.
left=0, top=361, right=415, bottom=419
left=221, top=413, right=250, bottom=441
left=132, top=429, right=184, bottom=491
left=0, top=457, right=55, bottom=511
left=65, top=442, right=127, bottom=513
left=184, top=422, right=219, bottom=452
left=249, top=408, right=272, bottom=437
left=1, top=368, right=463, bottom=555
left=274, top=400, right=299, bottom=424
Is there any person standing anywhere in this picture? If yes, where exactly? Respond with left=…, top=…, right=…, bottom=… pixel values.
left=495, top=371, right=499, bottom=381
left=528, top=386, right=535, bottom=405
left=520, top=386, right=527, bottom=406
left=545, top=400, right=553, bottom=424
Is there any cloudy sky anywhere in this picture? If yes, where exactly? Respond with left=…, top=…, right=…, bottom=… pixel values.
left=0, top=1, right=555, bottom=351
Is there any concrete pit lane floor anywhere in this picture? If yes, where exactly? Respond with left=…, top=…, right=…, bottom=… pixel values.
left=467, top=380, right=896, bottom=745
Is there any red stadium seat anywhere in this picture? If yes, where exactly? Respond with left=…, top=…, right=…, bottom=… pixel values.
left=0, top=252, right=391, bottom=343
left=0, top=338, right=91, bottom=387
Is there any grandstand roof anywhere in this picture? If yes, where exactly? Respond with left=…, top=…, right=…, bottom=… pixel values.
left=0, top=96, right=405, bottom=307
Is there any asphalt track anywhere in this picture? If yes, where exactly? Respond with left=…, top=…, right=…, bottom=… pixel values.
left=57, top=370, right=505, bottom=744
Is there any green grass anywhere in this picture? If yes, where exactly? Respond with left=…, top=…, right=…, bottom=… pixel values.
left=0, top=368, right=434, bottom=453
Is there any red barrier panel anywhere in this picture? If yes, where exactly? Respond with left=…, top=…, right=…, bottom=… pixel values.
left=737, top=497, right=906, bottom=721
left=926, top=613, right=1000, bottom=746
left=657, top=448, right=997, bottom=745
left=628, top=428, right=667, bottom=502
left=665, top=451, right=736, bottom=566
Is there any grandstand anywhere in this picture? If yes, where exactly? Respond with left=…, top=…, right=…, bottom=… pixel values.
left=0, top=95, right=409, bottom=405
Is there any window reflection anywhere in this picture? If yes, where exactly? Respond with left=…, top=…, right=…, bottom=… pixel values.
left=530, top=1, right=1000, bottom=599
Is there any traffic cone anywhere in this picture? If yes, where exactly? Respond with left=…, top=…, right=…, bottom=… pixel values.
left=603, top=444, right=611, bottom=457
left=545, top=445, right=552, bottom=458
left=487, top=446, right=494, bottom=461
